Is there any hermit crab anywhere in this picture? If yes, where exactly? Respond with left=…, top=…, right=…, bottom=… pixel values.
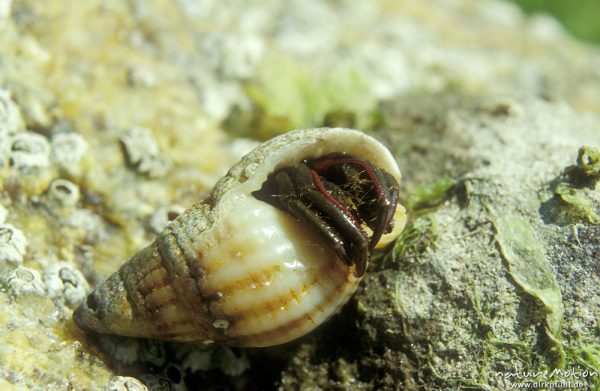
left=74, top=128, right=406, bottom=347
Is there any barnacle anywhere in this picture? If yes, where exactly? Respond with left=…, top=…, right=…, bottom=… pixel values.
left=0, top=223, right=28, bottom=270
left=120, top=127, right=169, bottom=178
left=6, top=132, right=51, bottom=169
left=47, top=179, right=80, bottom=207
left=106, top=376, right=148, bottom=391
left=0, top=89, right=25, bottom=136
left=51, top=132, right=89, bottom=173
left=74, top=128, right=406, bottom=347
left=44, top=262, right=90, bottom=308
left=1, top=266, right=46, bottom=298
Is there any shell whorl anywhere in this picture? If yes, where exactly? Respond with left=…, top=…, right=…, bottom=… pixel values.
left=73, top=128, right=405, bottom=347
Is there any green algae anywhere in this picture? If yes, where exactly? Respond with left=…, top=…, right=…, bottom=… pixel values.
left=577, top=146, right=600, bottom=180
left=405, top=177, right=456, bottom=213
left=493, top=213, right=565, bottom=365
left=374, top=217, right=438, bottom=271
left=555, top=183, right=600, bottom=224
left=373, top=177, right=455, bottom=270
left=241, top=53, right=375, bottom=139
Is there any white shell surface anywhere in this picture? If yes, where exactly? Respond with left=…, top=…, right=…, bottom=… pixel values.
left=194, top=195, right=359, bottom=346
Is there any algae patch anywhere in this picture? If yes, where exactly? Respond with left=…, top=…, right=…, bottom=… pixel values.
left=577, top=146, right=600, bottom=180
left=493, top=214, right=564, bottom=360
left=372, top=177, right=454, bottom=271
left=541, top=146, right=600, bottom=225
left=227, top=53, right=375, bottom=140
left=405, top=177, right=456, bottom=214
left=555, top=183, right=600, bottom=224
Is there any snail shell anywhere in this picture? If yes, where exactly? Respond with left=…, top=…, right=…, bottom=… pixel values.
left=74, top=128, right=406, bottom=347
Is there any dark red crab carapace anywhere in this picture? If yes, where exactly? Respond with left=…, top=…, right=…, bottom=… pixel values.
left=253, top=153, right=400, bottom=277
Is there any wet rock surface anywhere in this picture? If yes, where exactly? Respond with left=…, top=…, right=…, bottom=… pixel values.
left=0, top=0, right=599, bottom=390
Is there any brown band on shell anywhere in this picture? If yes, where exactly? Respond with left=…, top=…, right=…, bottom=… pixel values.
left=228, top=261, right=352, bottom=342
left=201, top=264, right=282, bottom=297
left=224, top=282, right=314, bottom=330
left=136, top=268, right=169, bottom=297
left=236, top=275, right=350, bottom=346
left=156, top=227, right=218, bottom=339
left=233, top=265, right=357, bottom=346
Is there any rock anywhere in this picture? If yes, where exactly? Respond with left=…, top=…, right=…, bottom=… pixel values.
left=0, top=0, right=598, bottom=389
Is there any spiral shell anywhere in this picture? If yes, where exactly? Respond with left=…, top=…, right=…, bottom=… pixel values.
left=74, top=128, right=406, bottom=347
